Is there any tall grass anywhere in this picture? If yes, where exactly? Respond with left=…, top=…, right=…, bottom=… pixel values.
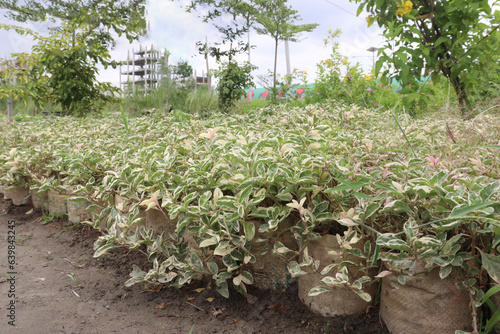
left=0, top=97, right=39, bottom=116
left=121, top=78, right=217, bottom=116
left=0, top=95, right=66, bottom=117
left=119, top=104, right=129, bottom=134
left=185, top=88, right=217, bottom=116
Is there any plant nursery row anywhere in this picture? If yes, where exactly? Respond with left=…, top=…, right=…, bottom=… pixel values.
left=1, top=103, right=499, bottom=333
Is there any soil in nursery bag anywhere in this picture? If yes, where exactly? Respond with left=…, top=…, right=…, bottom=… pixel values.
left=380, top=261, right=472, bottom=334
left=4, top=186, right=30, bottom=206
left=298, top=234, right=376, bottom=317
left=0, top=194, right=388, bottom=334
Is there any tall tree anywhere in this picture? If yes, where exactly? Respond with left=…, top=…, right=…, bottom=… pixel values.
left=189, top=0, right=318, bottom=99
left=197, top=25, right=255, bottom=111
left=354, top=0, right=500, bottom=114
left=232, top=1, right=259, bottom=63
left=0, top=0, right=147, bottom=115
left=1, top=22, right=121, bottom=115
left=253, top=0, right=318, bottom=96
left=0, top=0, right=146, bottom=45
left=189, top=0, right=259, bottom=61
left=190, top=0, right=257, bottom=110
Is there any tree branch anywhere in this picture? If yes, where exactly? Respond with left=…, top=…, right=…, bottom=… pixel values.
left=458, top=23, right=500, bottom=61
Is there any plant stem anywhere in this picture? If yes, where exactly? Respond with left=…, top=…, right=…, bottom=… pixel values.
left=469, top=292, right=479, bottom=334
left=391, top=101, right=417, bottom=158
left=119, top=104, right=129, bottom=134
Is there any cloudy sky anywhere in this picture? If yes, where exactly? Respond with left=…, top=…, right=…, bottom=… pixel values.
left=1, top=0, right=385, bottom=87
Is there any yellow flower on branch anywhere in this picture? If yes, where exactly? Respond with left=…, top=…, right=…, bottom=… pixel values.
left=396, top=0, right=413, bottom=16
left=364, top=74, right=371, bottom=81
left=366, top=16, right=373, bottom=24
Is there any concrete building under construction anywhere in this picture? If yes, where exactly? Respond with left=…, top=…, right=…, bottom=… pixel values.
left=119, top=45, right=210, bottom=95
left=119, top=45, right=167, bottom=95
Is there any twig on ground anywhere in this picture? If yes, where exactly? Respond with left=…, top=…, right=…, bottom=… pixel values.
left=185, top=301, right=205, bottom=312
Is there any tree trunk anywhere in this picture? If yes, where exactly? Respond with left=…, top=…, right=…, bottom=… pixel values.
left=273, top=38, right=278, bottom=103
left=441, top=62, right=471, bottom=117
left=247, top=17, right=251, bottom=64
left=450, top=77, right=470, bottom=117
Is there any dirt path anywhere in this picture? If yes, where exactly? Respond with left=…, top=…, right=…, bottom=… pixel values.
left=0, top=195, right=387, bottom=334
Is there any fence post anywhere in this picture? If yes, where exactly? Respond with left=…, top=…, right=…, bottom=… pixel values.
left=8, top=98, right=13, bottom=122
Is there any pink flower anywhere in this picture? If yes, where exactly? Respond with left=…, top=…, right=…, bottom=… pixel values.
left=76, top=144, right=83, bottom=149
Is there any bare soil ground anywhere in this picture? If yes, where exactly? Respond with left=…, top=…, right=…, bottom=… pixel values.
left=0, top=194, right=388, bottom=334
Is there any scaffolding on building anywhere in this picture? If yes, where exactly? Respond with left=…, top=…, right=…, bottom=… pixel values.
left=119, top=45, right=168, bottom=95
left=1, top=58, right=28, bottom=121
left=119, top=44, right=210, bottom=96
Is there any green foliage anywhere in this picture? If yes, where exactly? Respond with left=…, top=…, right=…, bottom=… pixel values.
left=2, top=99, right=500, bottom=330
left=184, top=86, right=218, bottom=117
left=353, top=0, right=500, bottom=114
left=0, top=0, right=147, bottom=44
left=12, top=113, right=43, bottom=123
left=306, top=29, right=462, bottom=117
left=38, top=24, right=120, bottom=115
left=188, top=0, right=260, bottom=50
left=1, top=102, right=500, bottom=313
left=190, top=5, right=256, bottom=113
left=474, top=60, right=500, bottom=113
left=481, top=285, right=500, bottom=333
left=188, top=0, right=318, bottom=101
left=311, top=29, right=352, bottom=101
left=214, top=60, right=255, bottom=111
left=41, top=211, right=67, bottom=225
left=253, top=0, right=318, bottom=95
left=236, top=97, right=272, bottom=113
left=253, top=0, right=319, bottom=43
left=0, top=23, right=120, bottom=116
left=0, top=0, right=146, bottom=116
left=306, top=29, right=383, bottom=106
left=119, top=105, right=129, bottom=134
left=173, top=60, right=194, bottom=80
left=121, top=76, right=217, bottom=116
left=0, top=94, right=61, bottom=116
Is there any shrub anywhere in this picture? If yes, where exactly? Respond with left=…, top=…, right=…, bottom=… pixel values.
left=213, top=60, right=255, bottom=112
